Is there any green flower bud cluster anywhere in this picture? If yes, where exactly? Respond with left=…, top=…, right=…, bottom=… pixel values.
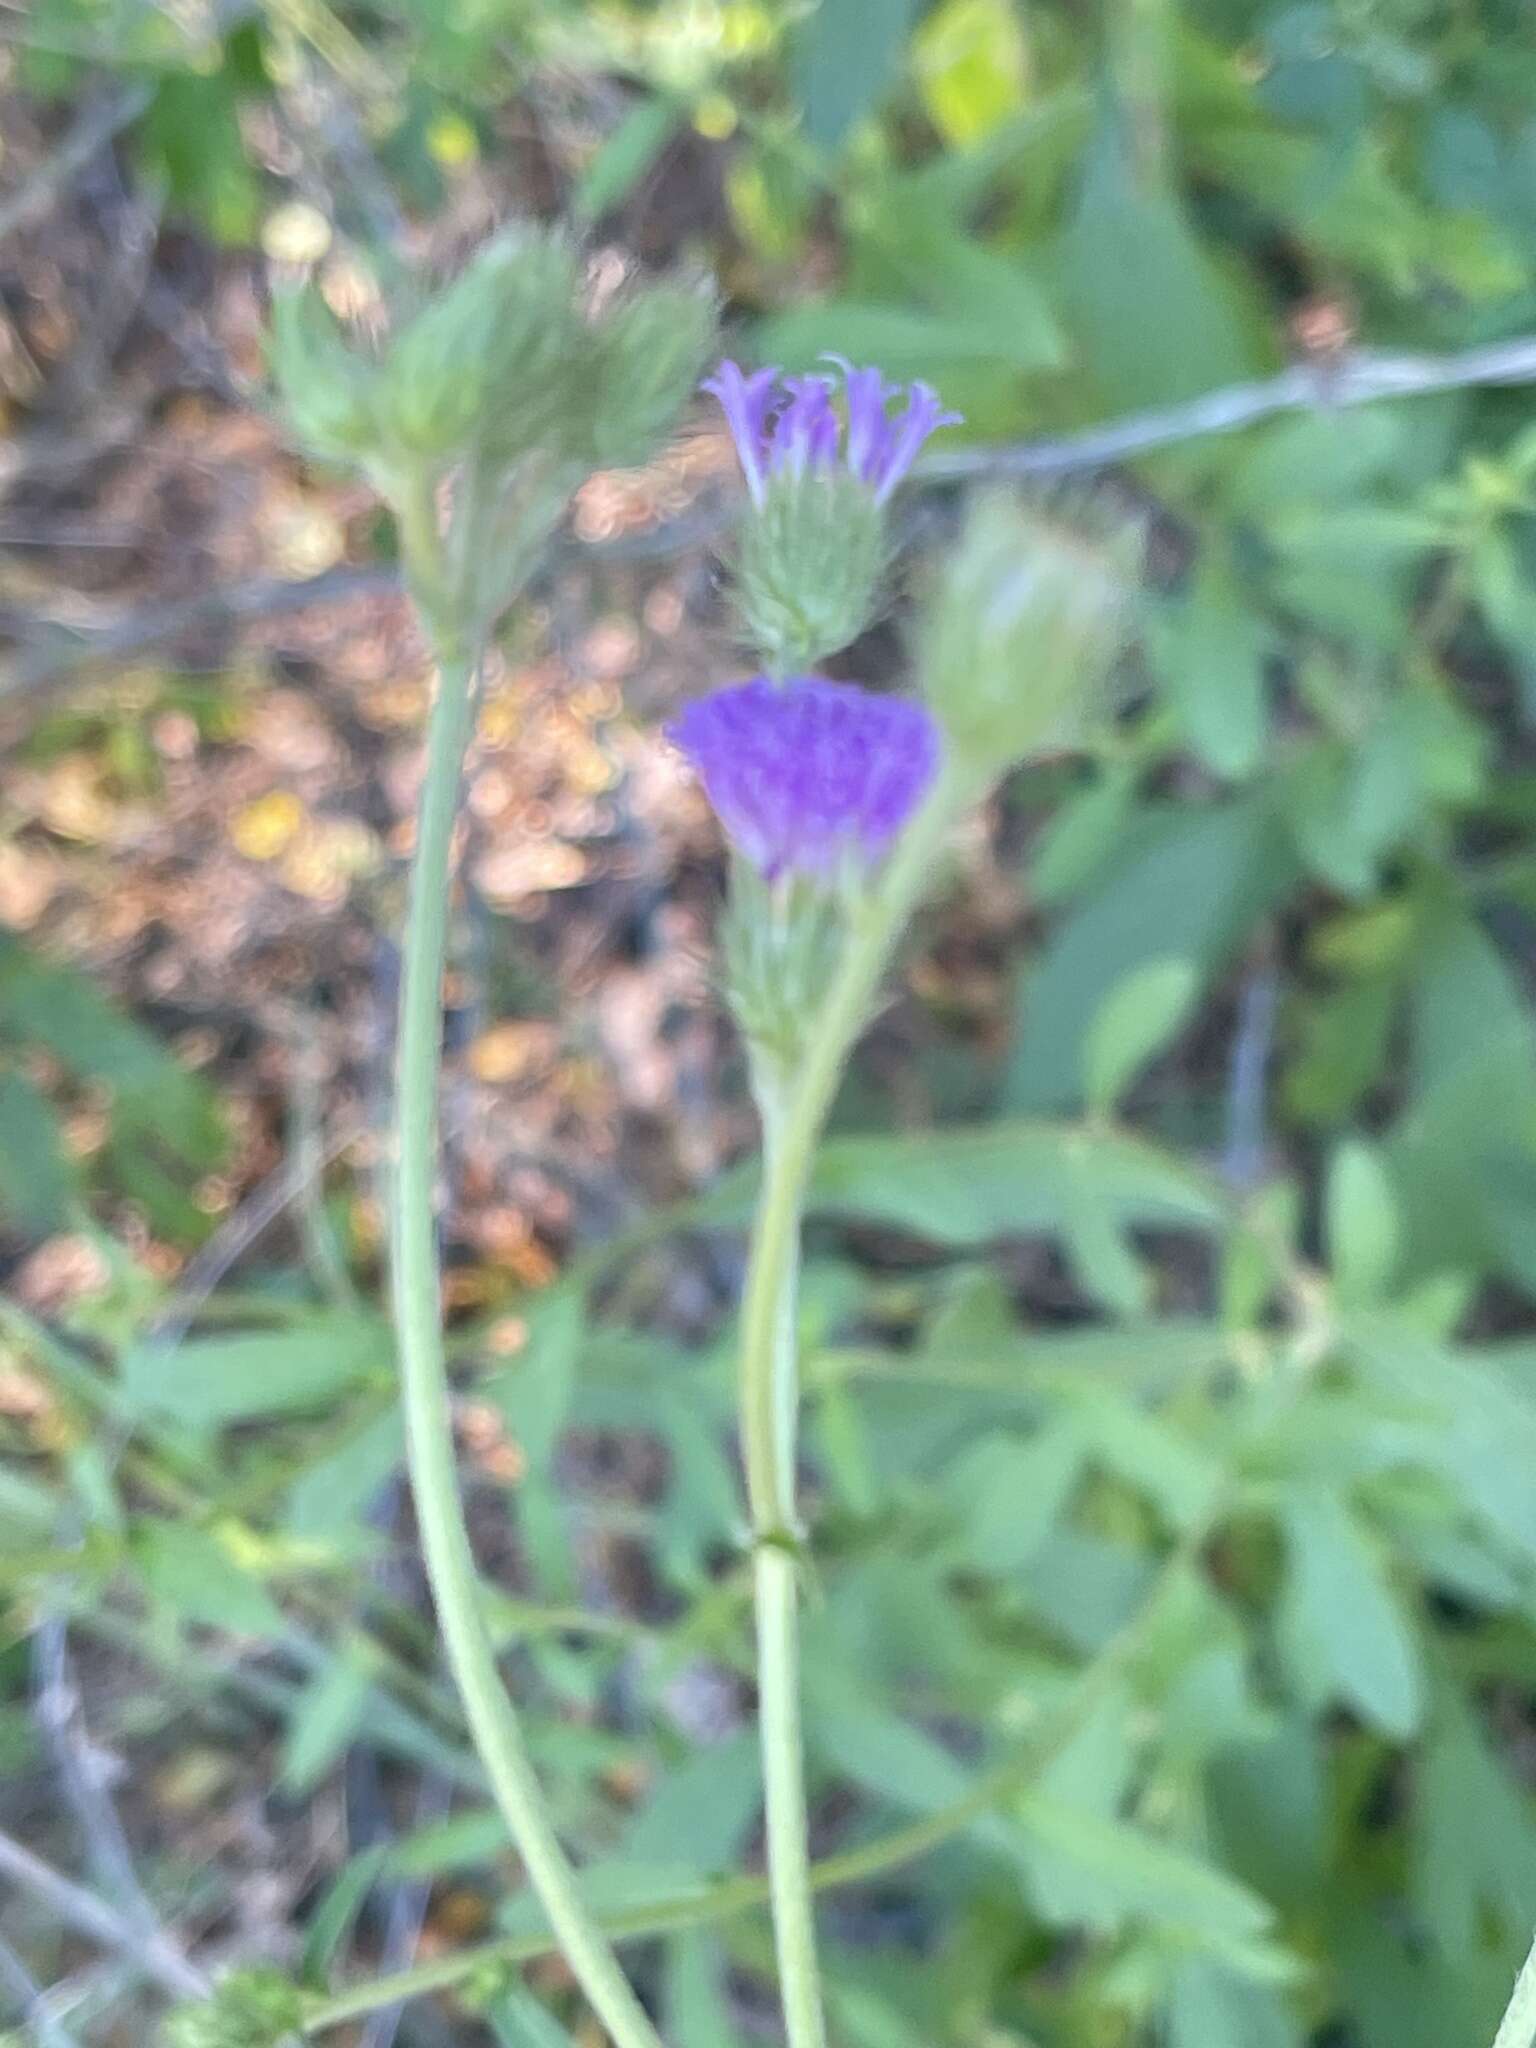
left=267, top=286, right=377, bottom=465
left=920, top=491, right=1139, bottom=774
left=268, top=229, right=714, bottom=488
left=587, top=278, right=719, bottom=472
left=378, top=230, right=584, bottom=465
left=160, top=1968, right=304, bottom=2048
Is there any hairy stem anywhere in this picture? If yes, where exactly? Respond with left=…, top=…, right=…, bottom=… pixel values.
left=391, top=539, right=664, bottom=2048
left=736, top=764, right=968, bottom=2048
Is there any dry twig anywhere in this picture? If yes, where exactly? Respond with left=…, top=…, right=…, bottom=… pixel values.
left=0, top=1829, right=208, bottom=2004
left=0, top=83, right=153, bottom=246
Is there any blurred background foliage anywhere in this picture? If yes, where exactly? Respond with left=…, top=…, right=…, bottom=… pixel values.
left=9, top=1, right=1536, bottom=2045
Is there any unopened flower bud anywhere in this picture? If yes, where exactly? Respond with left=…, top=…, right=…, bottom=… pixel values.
left=737, top=469, right=885, bottom=673
left=920, top=492, right=1138, bottom=772
left=588, top=277, right=717, bottom=470
left=375, top=228, right=583, bottom=464
left=267, top=285, right=378, bottom=465
left=705, top=358, right=961, bottom=672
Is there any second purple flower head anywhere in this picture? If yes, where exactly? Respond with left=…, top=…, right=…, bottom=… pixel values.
left=704, top=359, right=961, bottom=509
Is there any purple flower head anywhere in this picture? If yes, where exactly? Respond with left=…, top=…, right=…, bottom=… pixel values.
left=703, top=358, right=962, bottom=509
left=668, top=675, right=942, bottom=881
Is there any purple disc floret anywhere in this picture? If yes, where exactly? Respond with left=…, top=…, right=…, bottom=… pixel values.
left=703, top=358, right=961, bottom=509
left=668, top=676, right=942, bottom=881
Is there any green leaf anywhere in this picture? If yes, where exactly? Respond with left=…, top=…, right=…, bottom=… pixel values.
left=853, top=192, right=1065, bottom=369
left=1012, top=1791, right=1274, bottom=1942
left=1082, top=957, right=1201, bottom=1118
left=1472, top=528, right=1536, bottom=714
left=804, top=1120, right=1220, bottom=1245
left=485, top=1285, right=583, bottom=1471
left=1209, top=1717, right=1326, bottom=1910
left=1285, top=978, right=1396, bottom=1127
left=300, top=1845, right=388, bottom=1986
left=1059, top=120, right=1260, bottom=411
left=1336, top=1897, right=1515, bottom=2048
left=1032, top=762, right=1138, bottom=905
left=1412, top=1684, right=1536, bottom=1957
left=121, top=1315, right=392, bottom=1427
left=1390, top=914, right=1536, bottom=1289
left=942, top=1424, right=1085, bottom=1573
left=1274, top=1485, right=1423, bottom=1738
left=138, top=66, right=260, bottom=243
left=283, top=1408, right=404, bottom=1541
left=1351, top=1319, right=1536, bottom=1570
left=1149, top=578, right=1271, bottom=780
left=1025, top=1528, right=1154, bottom=1654
left=1036, top=1683, right=1136, bottom=1815
left=1227, top=405, right=1414, bottom=514
left=623, top=1734, right=760, bottom=1877
left=912, top=0, right=1029, bottom=146
left=754, top=297, right=1057, bottom=379
left=806, top=1668, right=971, bottom=1811
left=485, top=1987, right=577, bottom=2048
left=1279, top=733, right=1414, bottom=897
left=794, top=0, right=920, bottom=153
left=1266, top=513, right=1441, bottom=646
left=1166, top=1960, right=1304, bottom=2048
left=281, top=1648, right=373, bottom=1793
left=0, top=1464, right=63, bottom=1538
left=1059, top=1170, right=1152, bottom=1316
left=666, top=1931, right=744, bottom=2048
left=0, top=934, right=222, bottom=1167
left=0, top=1069, right=73, bottom=1233
left=1072, top=1391, right=1223, bottom=1531
left=135, top=1519, right=286, bottom=1638
left=1326, top=1140, right=1402, bottom=1305
left=1008, top=797, right=1294, bottom=1111
left=574, top=95, right=681, bottom=219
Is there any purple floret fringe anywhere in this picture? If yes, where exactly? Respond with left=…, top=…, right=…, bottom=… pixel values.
left=703, top=358, right=961, bottom=506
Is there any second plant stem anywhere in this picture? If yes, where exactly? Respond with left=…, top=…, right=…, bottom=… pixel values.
left=737, top=767, right=966, bottom=2048
left=743, top=1074, right=822, bottom=2048
left=391, top=540, right=665, bottom=2048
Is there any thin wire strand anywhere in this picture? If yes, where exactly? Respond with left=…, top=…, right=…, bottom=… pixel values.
left=922, top=333, right=1536, bottom=481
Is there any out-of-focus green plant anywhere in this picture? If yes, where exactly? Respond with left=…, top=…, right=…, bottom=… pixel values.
left=264, top=232, right=710, bottom=2048
left=13, top=2, right=1536, bottom=2046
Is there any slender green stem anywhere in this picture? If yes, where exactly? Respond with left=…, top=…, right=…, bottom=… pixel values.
left=754, top=1543, right=823, bottom=2048
left=391, top=607, right=664, bottom=2048
left=738, top=1075, right=822, bottom=2048
left=736, top=762, right=970, bottom=1538
left=302, top=1452, right=1200, bottom=2037
left=735, top=764, right=969, bottom=2048
left=299, top=1677, right=1085, bottom=2034
left=1494, top=1935, right=1536, bottom=2048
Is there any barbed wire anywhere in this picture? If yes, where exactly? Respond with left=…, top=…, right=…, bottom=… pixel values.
left=919, top=332, right=1536, bottom=481
left=7, top=330, right=1536, bottom=706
